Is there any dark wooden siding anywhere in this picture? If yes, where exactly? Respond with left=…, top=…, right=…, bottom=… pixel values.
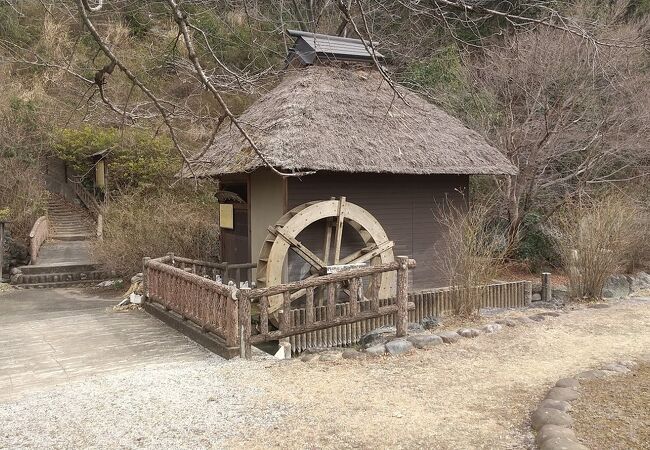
left=287, top=172, right=469, bottom=290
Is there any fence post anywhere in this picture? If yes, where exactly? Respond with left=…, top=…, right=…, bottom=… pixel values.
left=396, top=256, right=409, bottom=337
left=167, top=252, right=175, bottom=266
left=524, top=281, right=532, bottom=305
left=0, top=221, right=5, bottom=282
left=541, top=272, right=551, bottom=302
left=238, top=287, right=252, bottom=359
left=142, top=257, right=151, bottom=301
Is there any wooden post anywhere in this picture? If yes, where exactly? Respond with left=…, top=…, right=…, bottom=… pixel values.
left=541, top=272, right=551, bottom=302
left=238, top=287, right=252, bottom=359
left=396, top=256, right=409, bottom=337
left=167, top=252, right=175, bottom=266
left=524, top=281, right=533, bottom=305
left=0, top=221, right=5, bottom=282
left=142, top=257, right=151, bottom=301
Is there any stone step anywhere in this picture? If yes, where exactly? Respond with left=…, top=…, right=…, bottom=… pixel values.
left=12, top=269, right=112, bottom=286
left=18, top=262, right=99, bottom=275
left=50, top=233, right=95, bottom=241
left=14, top=280, right=101, bottom=289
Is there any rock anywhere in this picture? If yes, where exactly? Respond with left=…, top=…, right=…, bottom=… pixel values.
left=546, top=387, right=580, bottom=402
left=342, top=349, right=366, bottom=360
left=587, top=303, right=610, bottom=309
left=515, top=316, right=536, bottom=324
left=457, top=328, right=481, bottom=338
left=532, top=293, right=542, bottom=302
left=539, top=311, right=561, bottom=317
left=630, top=272, right=650, bottom=293
left=531, top=407, right=574, bottom=430
left=539, top=437, right=588, bottom=450
left=10, top=267, right=21, bottom=275
left=365, top=343, right=386, bottom=356
left=481, top=323, right=502, bottom=334
left=421, top=316, right=442, bottom=330
left=536, top=424, right=578, bottom=445
left=495, top=318, right=517, bottom=327
left=319, top=352, right=342, bottom=361
left=555, top=378, right=580, bottom=390
left=540, top=399, right=572, bottom=412
left=601, top=363, right=630, bottom=373
left=359, top=325, right=396, bottom=348
left=131, top=273, right=143, bottom=283
left=552, top=285, right=569, bottom=304
left=385, top=339, right=414, bottom=356
left=436, top=331, right=461, bottom=344
left=304, top=347, right=330, bottom=354
left=618, top=360, right=638, bottom=369
left=407, top=334, right=443, bottom=349
left=301, top=353, right=319, bottom=362
left=602, top=274, right=631, bottom=298
left=97, top=280, right=116, bottom=288
left=408, top=322, right=425, bottom=333
left=576, top=369, right=609, bottom=380
left=529, top=314, right=547, bottom=322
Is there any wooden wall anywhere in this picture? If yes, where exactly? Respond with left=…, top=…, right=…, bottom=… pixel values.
left=287, top=172, right=469, bottom=290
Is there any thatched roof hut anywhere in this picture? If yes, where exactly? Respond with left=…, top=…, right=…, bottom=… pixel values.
left=190, top=64, right=515, bottom=177
left=196, top=31, right=516, bottom=291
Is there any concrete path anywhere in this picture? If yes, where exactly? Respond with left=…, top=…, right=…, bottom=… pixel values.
left=0, top=287, right=214, bottom=401
left=35, top=241, right=94, bottom=265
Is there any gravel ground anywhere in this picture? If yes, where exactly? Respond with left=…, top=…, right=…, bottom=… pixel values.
left=572, top=362, right=650, bottom=449
left=0, top=359, right=289, bottom=449
left=1, top=297, right=649, bottom=449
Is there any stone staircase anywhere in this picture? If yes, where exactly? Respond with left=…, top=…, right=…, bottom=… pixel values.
left=11, top=195, right=112, bottom=289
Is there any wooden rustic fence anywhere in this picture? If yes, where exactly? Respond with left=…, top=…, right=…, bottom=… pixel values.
left=287, top=280, right=531, bottom=354
left=142, top=254, right=532, bottom=359
left=143, top=254, right=240, bottom=357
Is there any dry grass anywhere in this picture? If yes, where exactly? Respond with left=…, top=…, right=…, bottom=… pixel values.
left=92, top=190, right=219, bottom=276
left=221, top=297, right=650, bottom=449
left=553, top=195, right=643, bottom=300
left=437, top=199, right=508, bottom=316
left=572, top=362, right=650, bottom=449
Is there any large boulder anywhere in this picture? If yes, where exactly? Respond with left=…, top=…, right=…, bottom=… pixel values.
left=385, top=339, right=414, bottom=356
left=359, top=325, right=396, bottom=349
left=602, top=274, right=631, bottom=298
left=630, top=272, right=650, bottom=293
left=407, top=334, right=443, bottom=349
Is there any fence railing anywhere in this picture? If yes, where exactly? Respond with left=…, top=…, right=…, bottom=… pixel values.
left=29, top=216, right=48, bottom=263
left=142, top=254, right=532, bottom=360
left=287, top=280, right=532, bottom=354
left=239, top=256, right=415, bottom=359
left=68, top=180, right=103, bottom=239
left=143, top=255, right=239, bottom=350
left=167, top=254, right=256, bottom=286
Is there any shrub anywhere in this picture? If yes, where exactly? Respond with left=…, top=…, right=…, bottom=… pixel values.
left=92, top=189, right=219, bottom=276
left=516, top=212, right=560, bottom=271
left=552, top=195, right=641, bottom=300
left=437, top=199, right=508, bottom=316
left=53, top=125, right=179, bottom=193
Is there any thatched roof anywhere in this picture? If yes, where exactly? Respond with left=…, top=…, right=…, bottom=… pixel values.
left=189, top=65, right=517, bottom=177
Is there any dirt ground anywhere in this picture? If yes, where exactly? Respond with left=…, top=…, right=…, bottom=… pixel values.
left=572, top=363, right=650, bottom=450
left=226, top=298, right=650, bottom=449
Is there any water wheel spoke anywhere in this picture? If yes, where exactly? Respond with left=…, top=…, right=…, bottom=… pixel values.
left=270, top=225, right=326, bottom=272
left=322, top=218, right=333, bottom=266
left=333, top=196, right=346, bottom=264
left=340, top=240, right=394, bottom=265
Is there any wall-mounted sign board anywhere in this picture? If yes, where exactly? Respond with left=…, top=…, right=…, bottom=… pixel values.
left=219, top=203, right=234, bottom=229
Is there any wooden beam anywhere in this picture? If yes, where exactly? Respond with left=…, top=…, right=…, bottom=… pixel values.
left=339, top=240, right=394, bottom=265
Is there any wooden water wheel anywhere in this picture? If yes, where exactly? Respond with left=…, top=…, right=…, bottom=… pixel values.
left=256, top=197, right=395, bottom=313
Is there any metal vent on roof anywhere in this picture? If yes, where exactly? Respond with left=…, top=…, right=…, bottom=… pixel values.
left=286, top=29, right=384, bottom=65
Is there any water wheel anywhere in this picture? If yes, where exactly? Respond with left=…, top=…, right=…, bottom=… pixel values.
left=256, top=197, right=395, bottom=313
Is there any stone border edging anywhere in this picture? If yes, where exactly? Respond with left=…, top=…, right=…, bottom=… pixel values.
left=530, top=359, right=641, bottom=450
left=300, top=303, right=611, bottom=362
